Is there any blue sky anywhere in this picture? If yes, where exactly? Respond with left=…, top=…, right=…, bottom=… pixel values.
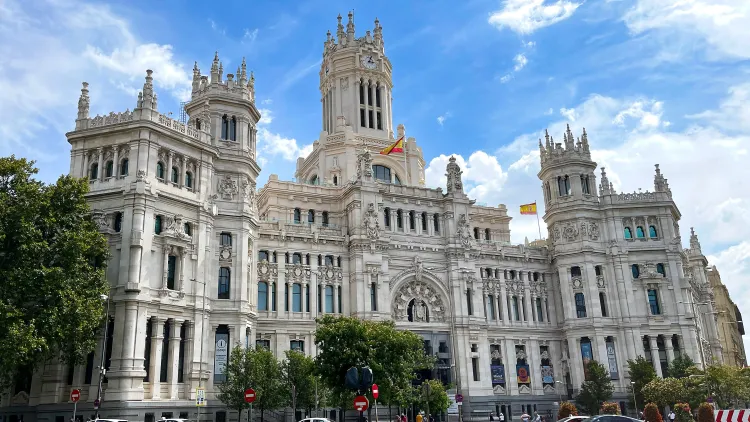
left=2, top=0, right=750, bottom=353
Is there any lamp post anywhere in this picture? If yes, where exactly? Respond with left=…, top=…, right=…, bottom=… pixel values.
left=193, top=279, right=207, bottom=422
left=631, top=381, right=639, bottom=420
left=95, top=294, right=111, bottom=419
left=555, top=380, right=563, bottom=405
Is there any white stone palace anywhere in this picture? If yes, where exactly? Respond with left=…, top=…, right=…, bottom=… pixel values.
left=1, top=12, right=723, bottom=422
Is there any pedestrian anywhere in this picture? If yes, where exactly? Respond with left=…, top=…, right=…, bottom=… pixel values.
left=417, top=412, right=423, bottom=422
left=521, top=413, right=531, bottom=422
left=499, top=412, right=505, bottom=422
left=490, top=412, right=496, bottom=422
left=668, top=411, right=675, bottom=422
left=534, top=412, right=541, bottom=422
left=401, top=414, right=407, bottom=422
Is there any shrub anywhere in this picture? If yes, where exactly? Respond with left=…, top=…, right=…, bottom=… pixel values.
left=697, top=403, right=714, bottom=422
left=644, top=403, right=663, bottom=422
left=558, top=402, right=579, bottom=419
left=673, top=403, right=693, bottom=422
left=601, top=402, right=621, bottom=415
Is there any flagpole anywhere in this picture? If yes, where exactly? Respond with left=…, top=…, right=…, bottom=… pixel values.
left=534, top=202, right=543, bottom=241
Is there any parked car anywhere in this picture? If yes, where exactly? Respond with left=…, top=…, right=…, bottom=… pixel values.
left=94, top=419, right=128, bottom=422
left=298, top=418, right=336, bottom=422
left=580, top=416, right=641, bottom=422
left=558, top=416, right=590, bottom=422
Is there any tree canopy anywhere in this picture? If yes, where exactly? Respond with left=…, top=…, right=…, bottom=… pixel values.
left=576, top=360, right=615, bottom=415
left=627, top=356, right=657, bottom=410
left=666, top=354, right=697, bottom=379
left=0, top=156, right=109, bottom=388
left=281, top=350, right=318, bottom=414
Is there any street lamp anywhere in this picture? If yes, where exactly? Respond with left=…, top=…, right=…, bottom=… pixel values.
left=631, top=381, right=639, bottom=419
left=555, top=380, right=564, bottom=404
left=95, top=294, right=111, bottom=419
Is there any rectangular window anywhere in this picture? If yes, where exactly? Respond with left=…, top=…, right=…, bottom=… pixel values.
left=466, top=289, right=473, bottom=316
left=258, top=250, right=269, bottom=262
left=271, top=282, right=277, bottom=311
left=177, top=322, right=186, bottom=383
left=220, top=232, right=232, bottom=246
left=421, top=212, right=428, bottom=231
left=486, top=294, right=496, bottom=320
left=360, top=109, right=366, bottom=127
left=306, top=285, right=310, bottom=312
left=325, top=286, right=334, bottom=313
left=512, top=296, right=521, bottom=321
left=291, top=340, right=305, bottom=353
left=370, top=283, right=378, bottom=311
left=376, top=87, right=381, bottom=107
left=258, top=282, right=268, bottom=311
left=600, top=292, right=608, bottom=317
left=160, top=321, right=169, bottom=382
left=284, top=284, right=289, bottom=312
left=216, top=411, right=227, bottom=422
left=648, top=289, right=661, bottom=315
left=256, top=339, right=270, bottom=349
left=575, top=293, right=587, bottom=318
left=218, top=267, right=230, bottom=299
left=535, top=298, right=544, bottom=322
left=434, top=214, right=440, bottom=233
left=317, top=285, right=322, bottom=312
left=167, top=255, right=176, bottom=290
left=359, top=84, right=365, bottom=105
left=143, top=319, right=152, bottom=381
left=377, top=112, right=382, bottom=130
left=325, top=255, right=334, bottom=266
left=292, top=253, right=302, bottom=264
left=292, top=284, right=302, bottom=312
left=472, top=357, right=480, bottom=381
left=338, top=286, right=342, bottom=313
left=368, top=110, right=374, bottom=128
left=84, top=352, right=94, bottom=384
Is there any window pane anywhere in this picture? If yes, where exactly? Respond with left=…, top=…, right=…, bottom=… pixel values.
left=167, top=256, right=176, bottom=290
left=636, top=226, right=645, bottom=238
left=258, top=282, right=268, bottom=311
left=325, top=286, right=334, bottom=313
left=218, top=268, right=230, bottom=299
left=292, top=284, right=302, bottom=312
left=624, top=227, right=632, bottom=239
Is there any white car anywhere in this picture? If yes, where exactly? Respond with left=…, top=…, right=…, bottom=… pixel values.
left=298, top=418, right=336, bottom=422
left=558, top=416, right=590, bottom=422
left=94, top=419, right=128, bottom=422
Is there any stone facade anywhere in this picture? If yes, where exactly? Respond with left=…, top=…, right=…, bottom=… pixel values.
left=0, top=12, right=723, bottom=422
left=708, top=266, right=747, bottom=367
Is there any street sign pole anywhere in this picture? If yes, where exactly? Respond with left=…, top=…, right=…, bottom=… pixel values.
left=372, top=384, right=380, bottom=422
left=73, top=401, right=77, bottom=422
left=70, top=389, right=81, bottom=422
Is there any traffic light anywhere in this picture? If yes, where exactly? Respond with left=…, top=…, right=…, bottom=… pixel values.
left=345, top=367, right=360, bottom=390
left=360, top=366, right=373, bottom=390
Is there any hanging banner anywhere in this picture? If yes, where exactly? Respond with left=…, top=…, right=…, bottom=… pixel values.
left=606, top=340, right=619, bottom=380
left=516, top=364, right=531, bottom=385
left=581, top=340, right=594, bottom=379
left=214, top=334, right=229, bottom=377
left=491, top=365, right=506, bottom=385
left=541, top=365, right=554, bottom=384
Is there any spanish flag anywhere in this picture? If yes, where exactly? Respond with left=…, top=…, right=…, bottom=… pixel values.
left=380, top=137, right=404, bottom=155
left=520, top=203, right=537, bottom=215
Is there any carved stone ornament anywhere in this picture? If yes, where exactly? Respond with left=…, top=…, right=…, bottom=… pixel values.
left=540, top=350, right=551, bottom=360
left=287, top=263, right=311, bottom=282
left=257, top=260, right=278, bottom=279
left=596, top=276, right=606, bottom=289
left=318, top=264, right=344, bottom=284
left=163, top=214, right=191, bottom=241
left=515, top=347, right=527, bottom=362
left=445, top=156, right=464, bottom=193
left=491, top=348, right=503, bottom=361
left=413, top=256, right=424, bottom=282
left=392, top=280, right=446, bottom=323
left=136, top=169, right=147, bottom=181
left=571, top=276, right=583, bottom=289
left=219, top=245, right=232, bottom=262
left=341, top=76, right=349, bottom=91
left=456, top=214, right=473, bottom=248
left=362, top=202, right=380, bottom=241
left=356, top=149, right=373, bottom=181
left=218, top=175, right=239, bottom=200
left=92, top=210, right=110, bottom=231
left=584, top=221, right=600, bottom=240
left=562, top=221, right=579, bottom=241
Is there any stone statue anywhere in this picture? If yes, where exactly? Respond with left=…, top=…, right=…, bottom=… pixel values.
left=456, top=214, right=472, bottom=247
left=413, top=256, right=424, bottom=282
left=363, top=203, right=380, bottom=240
left=445, top=156, right=463, bottom=193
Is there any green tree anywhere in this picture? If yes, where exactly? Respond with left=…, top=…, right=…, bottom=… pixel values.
left=642, top=378, right=686, bottom=410
left=314, top=315, right=432, bottom=409
left=0, top=156, right=109, bottom=388
left=667, top=355, right=697, bottom=379
left=413, top=379, right=450, bottom=417
left=702, top=364, right=750, bottom=408
left=281, top=350, right=317, bottom=416
left=217, top=345, right=255, bottom=417
left=627, top=356, right=658, bottom=411
left=252, top=346, right=286, bottom=422
left=576, top=360, right=615, bottom=415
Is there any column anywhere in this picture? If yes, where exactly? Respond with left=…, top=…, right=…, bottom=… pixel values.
left=648, top=336, right=663, bottom=377
left=499, top=282, right=508, bottom=326
left=585, top=264, right=603, bottom=317
left=568, top=337, right=583, bottom=389
left=363, top=81, right=370, bottom=128
left=161, top=248, right=169, bottom=290
left=505, top=340, right=519, bottom=395
left=97, top=148, right=104, bottom=181
left=523, top=285, right=532, bottom=325
left=665, top=340, right=675, bottom=365
left=321, top=97, right=326, bottom=132
left=529, top=340, right=543, bottom=393
left=181, top=158, right=187, bottom=188
left=381, top=85, right=389, bottom=132
left=179, top=250, right=186, bottom=292
left=112, top=148, right=119, bottom=178
left=415, top=214, right=422, bottom=235
left=390, top=210, right=397, bottom=232
left=167, top=152, right=174, bottom=184
left=557, top=267, right=575, bottom=320
left=333, top=283, right=339, bottom=313
left=370, top=82, right=376, bottom=128
left=595, top=336, right=609, bottom=369
left=168, top=319, right=183, bottom=399
left=83, top=150, right=90, bottom=178
left=149, top=317, right=164, bottom=399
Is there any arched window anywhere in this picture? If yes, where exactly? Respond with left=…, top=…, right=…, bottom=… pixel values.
left=218, top=267, right=230, bottom=299
left=624, top=227, right=633, bottom=239
left=636, top=226, right=645, bottom=238
left=120, top=158, right=129, bottom=176
left=599, top=292, right=608, bottom=317
left=558, top=175, right=571, bottom=196
left=171, top=167, right=179, bottom=184
left=384, top=207, right=391, bottom=227
left=308, top=210, right=315, bottom=224
left=433, top=214, right=440, bottom=233
left=322, top=211, right=329, bottom=227
left=421, top=212, right=428, bottom=231
left=195, top=119, right=201, bottom=130
left=258, top=282, right=268, bottom=311
left=105, top=161, right=114, bottom=178
left=485, top=228, right=491, bottom=241
left=396, top=209, right=403, bottom=229
left=221, top=115, right=229, bottom=140
left=631, top=264, right=640, bottom=279
left=294, top=208, right=301, bottom=224
left=656, top=263, right=666, bottom=277
left=309, top=175, right=318, bottom=185
left=185, top=172, right=193, bottom=189
left=114, top=212, right=123, bottom=232
left=512, top=296, right=520, bottom=320
left=292, top=253, right=302, bottom=264
left=580, top=175, right=590, bottom=194
left=373, top=165, right=392, bottom=183
left=156, top=162, right=164, bottom=179
left=473, top=227, right=480, bottom=240
left=647, top=289, right=661, bottom=315
left=407, top=299, right=430, bottom=323
left=90, top=163, right=99, bottom=179
left=220, top=232, right=232, bottom=246
left=333, top=175, right=338, bottom=186
left=571, top=266, right=582, bottom=278
left=154, top=215, right=162, bottom=234
left=545, top=182, right=552, bottom=201
left=649, top=225, right=658, bottom=238
left=184, top=222, right=191, bottom=236
left=575, top=293, right=587, bottom=318
left=292, top=283, right=302, bottom=312
left=229, top=116, right=237, bottom=141
left=408, top=211, right=415, bottom=230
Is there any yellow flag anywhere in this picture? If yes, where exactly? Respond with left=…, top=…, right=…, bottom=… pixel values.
left=520, top=203, right=537, bottom=215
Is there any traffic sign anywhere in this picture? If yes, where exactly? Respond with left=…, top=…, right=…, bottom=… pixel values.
left=455, top=394, right=463, bottom=403
left=245, top=388, right=256, bottom=403
left=196, top=388, right=206, bottom=407
left=354, top=395, right=369, bottom=412
left=93, top=399, right=100, bottom=409
left=70, top=389, right=81, bottom=403
left=372, top=384, right=379, bottom=400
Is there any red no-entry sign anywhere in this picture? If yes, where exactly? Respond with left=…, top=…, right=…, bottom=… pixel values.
left=244, top=388, right=256, bottom=403
left=372, top=384, right=379, bottom=400
left=70, top=389, right=81, bottom=403
left=354, top=395, right=369, bottom=412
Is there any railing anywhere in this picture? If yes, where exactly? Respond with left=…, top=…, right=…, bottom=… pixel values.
left=157, top=113, right=200, bottom=140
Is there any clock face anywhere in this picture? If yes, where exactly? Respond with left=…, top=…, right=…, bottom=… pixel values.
left=361, top=55, right=377, bottom=69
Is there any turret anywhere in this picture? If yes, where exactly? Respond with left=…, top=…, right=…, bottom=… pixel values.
left=346, top=11, right=355, bottom=43
left=192, top=62, right=200, bottom=93
left=374, top=17, right=383, bottom=46
left=336, top=14, right=345, bottom=44
left=75, top=82, right=90, bottom=130
left=210, top=51, right=219, bottom=84
left=654, top=164, right=672, bottom=196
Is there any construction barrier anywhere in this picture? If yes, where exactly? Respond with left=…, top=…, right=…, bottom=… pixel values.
left=715, top=410, right=750, bottom=422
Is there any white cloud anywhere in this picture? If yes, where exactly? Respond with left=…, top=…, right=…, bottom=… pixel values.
left=424, top=151, right=509, bottom=206
left=437, top=112, right=452, bottom=126
left=545, top=108, right=554, bottom=115
left=513, top=53, right=529, bottom=71
left=499, top=74, right=513, bottom=84
left=622, top=0, right=750, bottom=61
left=0, top=0, right=191, bottom=161
left=243, top=28, right=259, bottom=44
left=256, top=108, right=312, bottom=162
left=489, top=0, right=583, bottom=35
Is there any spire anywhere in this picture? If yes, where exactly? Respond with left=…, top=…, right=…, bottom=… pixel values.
left=240, top=57, right=247, bottom=85
left=140, top=69, right=155, bottom=110
left=690, top=227, right=702, bottom=252
left=326, top=29, right=332, bottom=42
left=218, top=61, right=224, bottom=83
left=248, top=71, right=255, bottom=102
left=565, top=123, right=575, bottom=149
left=211, top=51, right=220, bottom=84
left=77, top=82, right=90, bottom=120
left=581, top=127, right=590, bottom=154
left=346, top=10, right=355, bottom=42
left=336, top=14, right=345, bottom=43
left=374, top=17, right=382, bottom=45
left=598, top=167, right=611, bottom=195
left=653, top=163, right=671, bottom=196
left=544, top=128, right=551, bottom=149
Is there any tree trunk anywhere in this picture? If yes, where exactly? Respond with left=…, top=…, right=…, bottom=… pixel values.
left=260, top=409, right=265, bottom=422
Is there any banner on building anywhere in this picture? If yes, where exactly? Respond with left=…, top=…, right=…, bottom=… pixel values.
left=491, top=364, right=505, bottom=385
left=516, top=364, right=531, bottom=385
left=606, top=340, right=619, bottom=380
left=215, top=334, right=229, bottom=376
left=580, top=340, right=594, bottom=379
left=541, top=365, right=554, bottom=384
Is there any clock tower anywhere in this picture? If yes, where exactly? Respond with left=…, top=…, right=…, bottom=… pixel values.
left=320, top=11, right=394, bottom=138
